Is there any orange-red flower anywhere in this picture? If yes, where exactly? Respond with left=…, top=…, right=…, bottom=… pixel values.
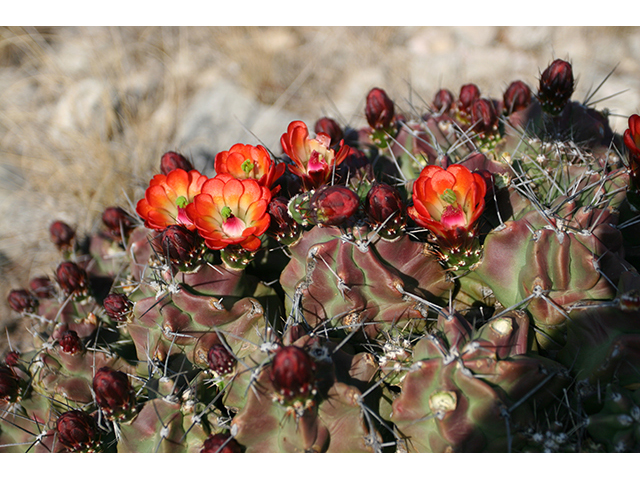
left=624, top=114, right=640, bottom=189
left=185, top=174, right=271, bottom=251
left=408, top=164, right=486, bottom=248
left=214, top=143, right=285, bottom=191
left=280, top=120, right=349, bottom=190
left=136, top=169, right=207, bottom=231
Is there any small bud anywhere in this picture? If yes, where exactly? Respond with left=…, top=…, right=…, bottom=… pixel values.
left=503, top=80, right=532, bottom=115
left=365, top=88, right=395, bottom=130
left=310, top=186, right=360, bottom=227
left=267, top=197, right=300, bottom=244
left=201, top=433, right=243, bottom=453
left=93, top=367, right=135, bottom=420
left=29, top=276, right=56, bottom=299
left=314, top=117, right=344, bottom=145
left=433, top=89, right=455, bottom=114
left=59, top=330, right=83, bottom=355
left=0, top=365, right=19, bottom=402
left=458, top=84, right=481, bottom=116
left=270, top=345, right=316, bottom=404
left=365, top=183, right=405, bottom=238
left=151, top=225, right=203, bottom=268
left=56, top=262, right=89, bottom=298
left=538, top=59, right=574, bottom=115
left=5, top=351, right=20, bottom=367
left=207, top=344, right=236, bottom=377
left=103, top=293, right=133, bottom=322
left=471, top=98, right=498, bottom=137
left=160, top=151, right=194, bottom=176
left=49, top=221, right=75, bottom=250
left=7, top=289, right=38, bottom=313
left=56, top=410, right=98, bottom=452
left=102, top=207, right=136, bottom=241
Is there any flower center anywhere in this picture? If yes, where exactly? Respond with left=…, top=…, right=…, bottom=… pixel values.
left=440, top=205, right=466, bottom=230
left=241, top=159, right=255, bottom=175
left=176, top=196, right=188, bottom=208
left=222, top=215, right=246, bottom=237
left=307, top=150, right=328, bottom=173
left=440, top=188, right=457, bottom=205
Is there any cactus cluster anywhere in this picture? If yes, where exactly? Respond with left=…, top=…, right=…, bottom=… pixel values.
left=3, top=58, right=640, bottom=452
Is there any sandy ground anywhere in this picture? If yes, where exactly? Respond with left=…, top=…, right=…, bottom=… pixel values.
left=2, top=25, right=640, bottom=353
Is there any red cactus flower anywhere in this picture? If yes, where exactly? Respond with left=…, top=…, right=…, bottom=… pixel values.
left=160, top=151, right=194, bottom=175
left=280, top=120, right=349, bottom=191
left=314, top=117, right=344, bottom=145
left=309, top=185, right=360, bottom=227
left=270, top=345, right=316, bottom=404
left=201, top=433, right=243, bottom=453
left=214, top=143, right=285, bottom=191
left=365, top=87, right=395, bottom=130
left=185, top=174, right=271, bottom=252
left=136, top=168, right=207, bottom=231
left=93, top=367, right=135, bottom=419
left=503, top=80, right=532, bottom=115
left=7, top=289, right=38, bottom=313
left=624, top=114, right=640, bottom=189
left=207, top=344, right=236, bottom=377
left=408, top=164, right=487, bottom=249
left=56, top=410, right=98, bottom=452
left=56, top=262, right=89, bottom=298
left=49, top=221, right=75, bottom=250
left=59, top=330, right=83, bottom=355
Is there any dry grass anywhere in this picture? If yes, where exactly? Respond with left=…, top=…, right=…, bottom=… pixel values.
left=1, top=26, right=639, bottom=353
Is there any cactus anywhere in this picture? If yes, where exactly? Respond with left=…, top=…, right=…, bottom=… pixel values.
left=3, top=58, right=640, bottom=453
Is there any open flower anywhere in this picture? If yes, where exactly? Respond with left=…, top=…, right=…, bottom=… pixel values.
left=214, top=143, right=285, bottom=191
left=185, top=174, right=271, bottom=251
left=280, top=120, right=349, bottom=190
left=408, top=164, right=486, bottom=248
left=136, top=169, right=207, bottom=231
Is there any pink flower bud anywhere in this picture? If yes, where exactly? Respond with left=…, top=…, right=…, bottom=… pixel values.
left=310, top=186, right=360, bottom=227
left=7, top=289, right=38, bottom=313
left=365, top=88, right=395, bottom=130
left=49, top=221, right=75, bottom=250
left=56, top=410, right=98, bottom=452
left=270, top=345, right=316, bottom=404
left=314, top=117, right=344, bottom=145
left=201, top=433, right=243, bottom=453
left=503, top=80, right=532, bottom=115
left=160, top=151, right=194, bottom=176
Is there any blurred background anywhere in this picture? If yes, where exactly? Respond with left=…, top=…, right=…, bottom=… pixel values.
left=2, top=26, right=640, bottom=352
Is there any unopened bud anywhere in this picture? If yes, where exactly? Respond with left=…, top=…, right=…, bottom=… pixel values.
left=29, top=276, right=56, bottom=299
left=7, top=289, right=38, bottom=313
left=103, top=293, right=133, bottom=322
left=365, top=183, right=405, bottom=238
left=503, top=80, right=532, bottom=115
left=93, top=367, right=135, bottom=420
left=458, top=84, right=481, bottom=116
left=365, top=88, right=395, bottom=130
left=270, top=345, right=316, bottom=404
left=267, top=197, right=300, bottom=244
left=152, top=225, right=203, bottom=267
left=314, top=117, right=344, bottom=145
left=56, top=262, right=89, bottom=298
left=102, top=207, right=136, bottom=241
left=5, top=351, right=20, bottom=367
left=538, top=59, right=574, bottom=115
left=201, top=433, right=243, bottom=453
left=0, top=365, right=19, bottom=402
left=207, top=344, right=236, bottom=377
left=56, top=410, right=98, bottom=452
left=50, top=221, right=75, bottom=250
left=433, top=89, right=455, bottom=114
left=160, top=151, right=194, bottom=176
left=59, top=330, right=83, bottom=355
left=310, top=186, right=360, bottom=227
left=471, top=98, right=498, bottom=136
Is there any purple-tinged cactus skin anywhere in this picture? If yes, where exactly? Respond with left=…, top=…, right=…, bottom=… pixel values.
left=4, top=58, right=640, bottom=453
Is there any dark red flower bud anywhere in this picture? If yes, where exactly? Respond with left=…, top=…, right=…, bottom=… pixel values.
left=49, top=221, right=75, bottom=250
left=310, top=186, right=360, bottom=227
left=7, top=289, right=38, bottom=313
left=29, top=276, right=56, bottom=299
left=103, top=293, right=133, bottom=322
left=624, top=114, right=640, bottom=158
left=0, top=365, right=19, bottom=402
left=365, top=183, right=405, bottom=238
left=207, top=344, right=236, bottom=376
left=270, top=345, right=316, bottom=404
left=5, top=351, right=20, bottom=367
left=201, top=433, right=243, bottom=453
left=433, top=89, right=455, bottom=114
left=538, top=59, right=574, bottom=115
left=102, top=206, right=136, bottom=241
left=314, top=117, right=344, bottom=145
left=503, top=80, right=532, bottom=115
left=160, top=151, right=194, bottom=176
left=365, top=87, right=395, bottom=130
left=151, top=224, right=203, bottom=267
left=267, top=196, right=300, bottom=244
left=59, top=330, right=83, bottom=355
left=56, top=262, right=89, bottom=297
left=458, top=84, right=481, bottom=115
left=56, top=410, right=98, bottom=452
left=471, top=98, right=498, bottom=136
left=93, top=367, right=135, bottom=420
